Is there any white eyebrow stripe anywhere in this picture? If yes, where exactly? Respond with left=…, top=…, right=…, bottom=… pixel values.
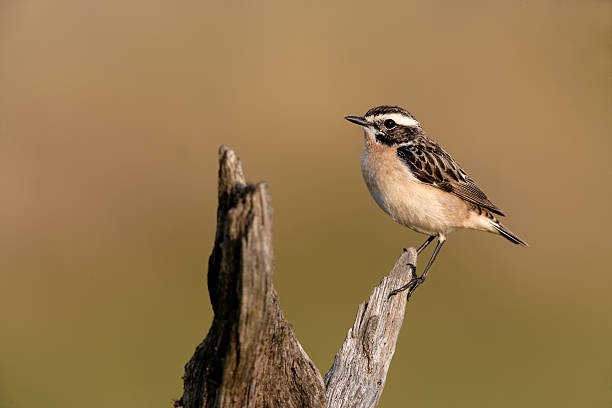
left=375, top=113, right=420, bottom=127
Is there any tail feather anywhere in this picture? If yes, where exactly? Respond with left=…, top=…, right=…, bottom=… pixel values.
left=492, top=223, right=528, bottom=247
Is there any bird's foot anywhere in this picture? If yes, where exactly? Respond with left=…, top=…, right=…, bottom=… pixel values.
left=404, top=276, right=425, bottom=299
left=388, top=274, right=425, bottom=300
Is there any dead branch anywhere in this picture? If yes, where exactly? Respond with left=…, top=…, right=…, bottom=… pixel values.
left=177, top=146, right=416, bottom=408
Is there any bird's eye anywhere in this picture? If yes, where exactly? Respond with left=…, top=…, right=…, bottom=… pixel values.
left=384, top=119, right=396, bottom=129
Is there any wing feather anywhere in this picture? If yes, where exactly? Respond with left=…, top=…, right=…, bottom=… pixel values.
left=397, top=141, right=505, bottom=216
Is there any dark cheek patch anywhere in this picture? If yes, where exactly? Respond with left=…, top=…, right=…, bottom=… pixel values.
left=375, top=125, right=423, bottom=146
left=375, top=133, right=395, bottom=146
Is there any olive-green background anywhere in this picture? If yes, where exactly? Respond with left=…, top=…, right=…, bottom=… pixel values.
left=1, top=1, right=610, bottom=407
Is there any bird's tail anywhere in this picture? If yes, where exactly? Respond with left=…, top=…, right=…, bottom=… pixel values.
left=492, top=222, right=528, bottom=247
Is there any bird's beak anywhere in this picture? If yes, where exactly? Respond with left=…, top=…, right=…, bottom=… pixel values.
left=344, top=115, right=370, bottom=127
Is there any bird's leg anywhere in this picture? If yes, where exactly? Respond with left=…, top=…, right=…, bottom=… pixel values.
left=403, top=237, right=446, bottom=298
left=398, top=235, right=435, bottom=280
left=417, top=235, right=436, bottom=254
left=421, top=236, right=446, bottom=280
left=389, top=235, right=446, bottom=299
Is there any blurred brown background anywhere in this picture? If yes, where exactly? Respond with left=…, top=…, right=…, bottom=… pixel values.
left=1, top=1, right=610, bottom=407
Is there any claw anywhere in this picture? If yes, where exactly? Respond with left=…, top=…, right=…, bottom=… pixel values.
left=388, top=277, right=418, bottom=299
left=405, top=277, right=425, bottom=299
left=389, top=235, right=444, bottom=301
left=388, top=276, right=425, bottom=300
left=388, top=263, right=417, bottom=299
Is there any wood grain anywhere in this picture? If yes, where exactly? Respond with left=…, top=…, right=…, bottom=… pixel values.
left=324, top=249, right=416, bottom=408
left=177, top=146, right=418, bottom=408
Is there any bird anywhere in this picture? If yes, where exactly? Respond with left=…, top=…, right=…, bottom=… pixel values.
left=345, top=105, right=527, bottom=299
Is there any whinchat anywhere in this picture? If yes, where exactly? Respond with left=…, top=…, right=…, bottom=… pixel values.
left=345, top=105, right=527, bottom=298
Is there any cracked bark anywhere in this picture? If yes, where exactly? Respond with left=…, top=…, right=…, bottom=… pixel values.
left=324, top=250, right=415, bottom=408
left=176, top=146, right=417, bottom=408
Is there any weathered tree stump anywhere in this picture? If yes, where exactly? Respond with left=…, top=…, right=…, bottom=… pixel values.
left=324, top=251, right=415, bottom=408
left=177, top=146, right=417, bottom=408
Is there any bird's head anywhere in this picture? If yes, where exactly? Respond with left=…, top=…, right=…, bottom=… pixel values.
left=345, top=105, right=423, bottom=146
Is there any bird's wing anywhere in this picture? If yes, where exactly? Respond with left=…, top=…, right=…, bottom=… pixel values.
left=396, top=140, right=505, bottom=216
